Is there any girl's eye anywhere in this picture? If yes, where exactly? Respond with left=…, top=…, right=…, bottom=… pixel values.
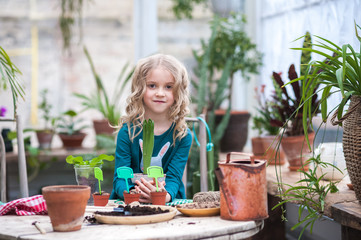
left=166, top=85, right=173, bottom=90
left=148, top=84, right=156, bottom=89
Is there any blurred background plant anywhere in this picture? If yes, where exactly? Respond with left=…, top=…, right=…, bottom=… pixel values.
left=252, top=84, right=280, bottom=136
left=0, top=46, right=24, bottom=118
left=74, top=46, right=134, bottom=127
left=270, top=32, right=320, bottom=137
left=188, top=12, right=262, bottom=194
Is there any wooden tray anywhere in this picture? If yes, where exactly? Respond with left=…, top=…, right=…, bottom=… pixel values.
left=94, top=205, right=177, bottom=225
left=176, top=206, right=220, bottom=217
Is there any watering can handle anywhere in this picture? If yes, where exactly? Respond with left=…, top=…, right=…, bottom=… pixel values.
left=226, top=152, right=254, bottom=164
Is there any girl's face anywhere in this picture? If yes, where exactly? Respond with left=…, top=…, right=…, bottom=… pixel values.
left=143, top=67, right=175, bottom=118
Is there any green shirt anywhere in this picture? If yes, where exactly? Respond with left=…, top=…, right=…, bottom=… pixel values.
left=110, top=123, right=192, bottom=201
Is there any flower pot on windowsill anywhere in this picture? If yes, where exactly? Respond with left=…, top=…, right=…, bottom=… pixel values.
left=36, top=129, right=54, bottom=149
left=281, top=132, right=315, bottom=171
left=215, top=110, right=251, bottom=152
left=42, top=185, right=90, bottom=232
left=251, top=136, right=286, bottom=165
left=93, top=119, right=114, bottom=135
left=93, top=192, right=110, bottom=206
left=151, top=190, right=167, bottom=205
left=59, top=132, right=86, bottom=149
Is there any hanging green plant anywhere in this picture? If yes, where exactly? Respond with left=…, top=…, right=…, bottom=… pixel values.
left=59, top=0, right=90, bottom=52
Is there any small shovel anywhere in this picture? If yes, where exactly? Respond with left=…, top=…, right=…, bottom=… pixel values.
left=94, top=167, right=103, bottom=195
left=147, top=166, right=164, bottom=192
left=117, top=167, right=134, bottom=193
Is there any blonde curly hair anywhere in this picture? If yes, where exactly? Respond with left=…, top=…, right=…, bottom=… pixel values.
left=121, top=54, right=190, bottom=143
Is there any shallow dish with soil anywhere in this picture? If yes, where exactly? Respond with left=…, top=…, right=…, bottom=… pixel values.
left=176, top=202, right=220, bottom=217
left=94, top=205, right=177, bottom=224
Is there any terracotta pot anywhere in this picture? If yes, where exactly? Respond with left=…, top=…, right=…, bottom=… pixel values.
left=93, top=192, right=110, bottom=206
left=251, top=136, right=286, bottom=165
left=59, top=132, right=86, bottom=149
left=123, top=192, right=141, bottom=204
left=151, top=191, right=167, bottom=205
left=93, top=119, right=114, bottom=135
left=215, top=152, right=268, bottom=221
left=42, top=185, right=90, bottom=232
left=36, top=130, right=54, bottom=149
left=215, top=110, right=250, bottom=152
left=280, top=132, right=315, bottom=171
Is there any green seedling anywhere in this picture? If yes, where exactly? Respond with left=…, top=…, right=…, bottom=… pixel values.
left=94, top=167, right=103, bottom=195
left=117, top=167, right=134, bottom=193
left=147, top=166, right=164, bottom=192
left=66, top=154, right=114, bottom=167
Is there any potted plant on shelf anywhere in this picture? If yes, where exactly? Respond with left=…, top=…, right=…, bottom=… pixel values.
left=66, top=153, right=114, bottom=204
left=288, top=22, right=361, bottom=201
left=56, top=109, right=89, bottom=149
left=73, top=46, right=133, bottom=136
left=192, top=12, right=262, bottom=153
left=251, top=85, right=286, bottom=165
left=35, top=89, right=56, bottom=149
left=270, top=32, right=320, bottom=171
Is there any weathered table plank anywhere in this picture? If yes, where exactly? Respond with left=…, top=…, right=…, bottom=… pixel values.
left=0, top=211, right=263, bottom=240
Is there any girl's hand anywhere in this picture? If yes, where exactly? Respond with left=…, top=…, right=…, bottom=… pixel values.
left=134, top=178, right=171, bottom=203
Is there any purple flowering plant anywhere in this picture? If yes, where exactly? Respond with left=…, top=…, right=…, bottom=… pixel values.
left=0, top=106, right=7, bottom=117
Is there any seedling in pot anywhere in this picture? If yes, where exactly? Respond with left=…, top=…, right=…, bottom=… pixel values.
left=117, top=167, right=134, bottom=193
left=147, top=166, right=164, bottom=192
left=94, top=167, right=104, bottom=195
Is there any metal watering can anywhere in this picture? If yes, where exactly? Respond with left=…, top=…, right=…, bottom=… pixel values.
left=215, top=152, right=268, bottom=221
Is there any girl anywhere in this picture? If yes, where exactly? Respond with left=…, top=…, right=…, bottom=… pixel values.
left=110, top=54, right=192, bottom=203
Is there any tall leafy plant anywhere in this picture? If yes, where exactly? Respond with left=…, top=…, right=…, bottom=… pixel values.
left=270, top=32, right=320, bottom=137
left=142, top=119, right=154, bottom=173
left=74, top=46, right=133, bottom=126
left=273, top=154, right=341, bottom=239
left=290, top=23, right=361, bottom=141
left=0, top=46, right=24, bottom=118
left=191, top=13, right=262, bottom=190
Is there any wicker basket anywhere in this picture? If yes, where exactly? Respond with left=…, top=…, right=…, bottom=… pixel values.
left=333, top=96, right=361, bottom=201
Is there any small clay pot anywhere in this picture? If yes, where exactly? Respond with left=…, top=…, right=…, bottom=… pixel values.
left=93, top=192, right=110, bottom=206
left=123, top=192, right=141, bottom=204
left=151, top=191, right=167, bottom=205
left=42, top=185, right=90, bottom=232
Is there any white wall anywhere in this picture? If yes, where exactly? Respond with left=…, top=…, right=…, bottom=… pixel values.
left=258, top=0, right=361, bottom=113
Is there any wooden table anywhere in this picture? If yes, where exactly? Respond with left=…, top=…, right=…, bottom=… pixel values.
left=0, top=207, right=264, bottom=240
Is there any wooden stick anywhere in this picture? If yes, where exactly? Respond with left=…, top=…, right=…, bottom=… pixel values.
left=32, top=221, right=46, bottom=234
